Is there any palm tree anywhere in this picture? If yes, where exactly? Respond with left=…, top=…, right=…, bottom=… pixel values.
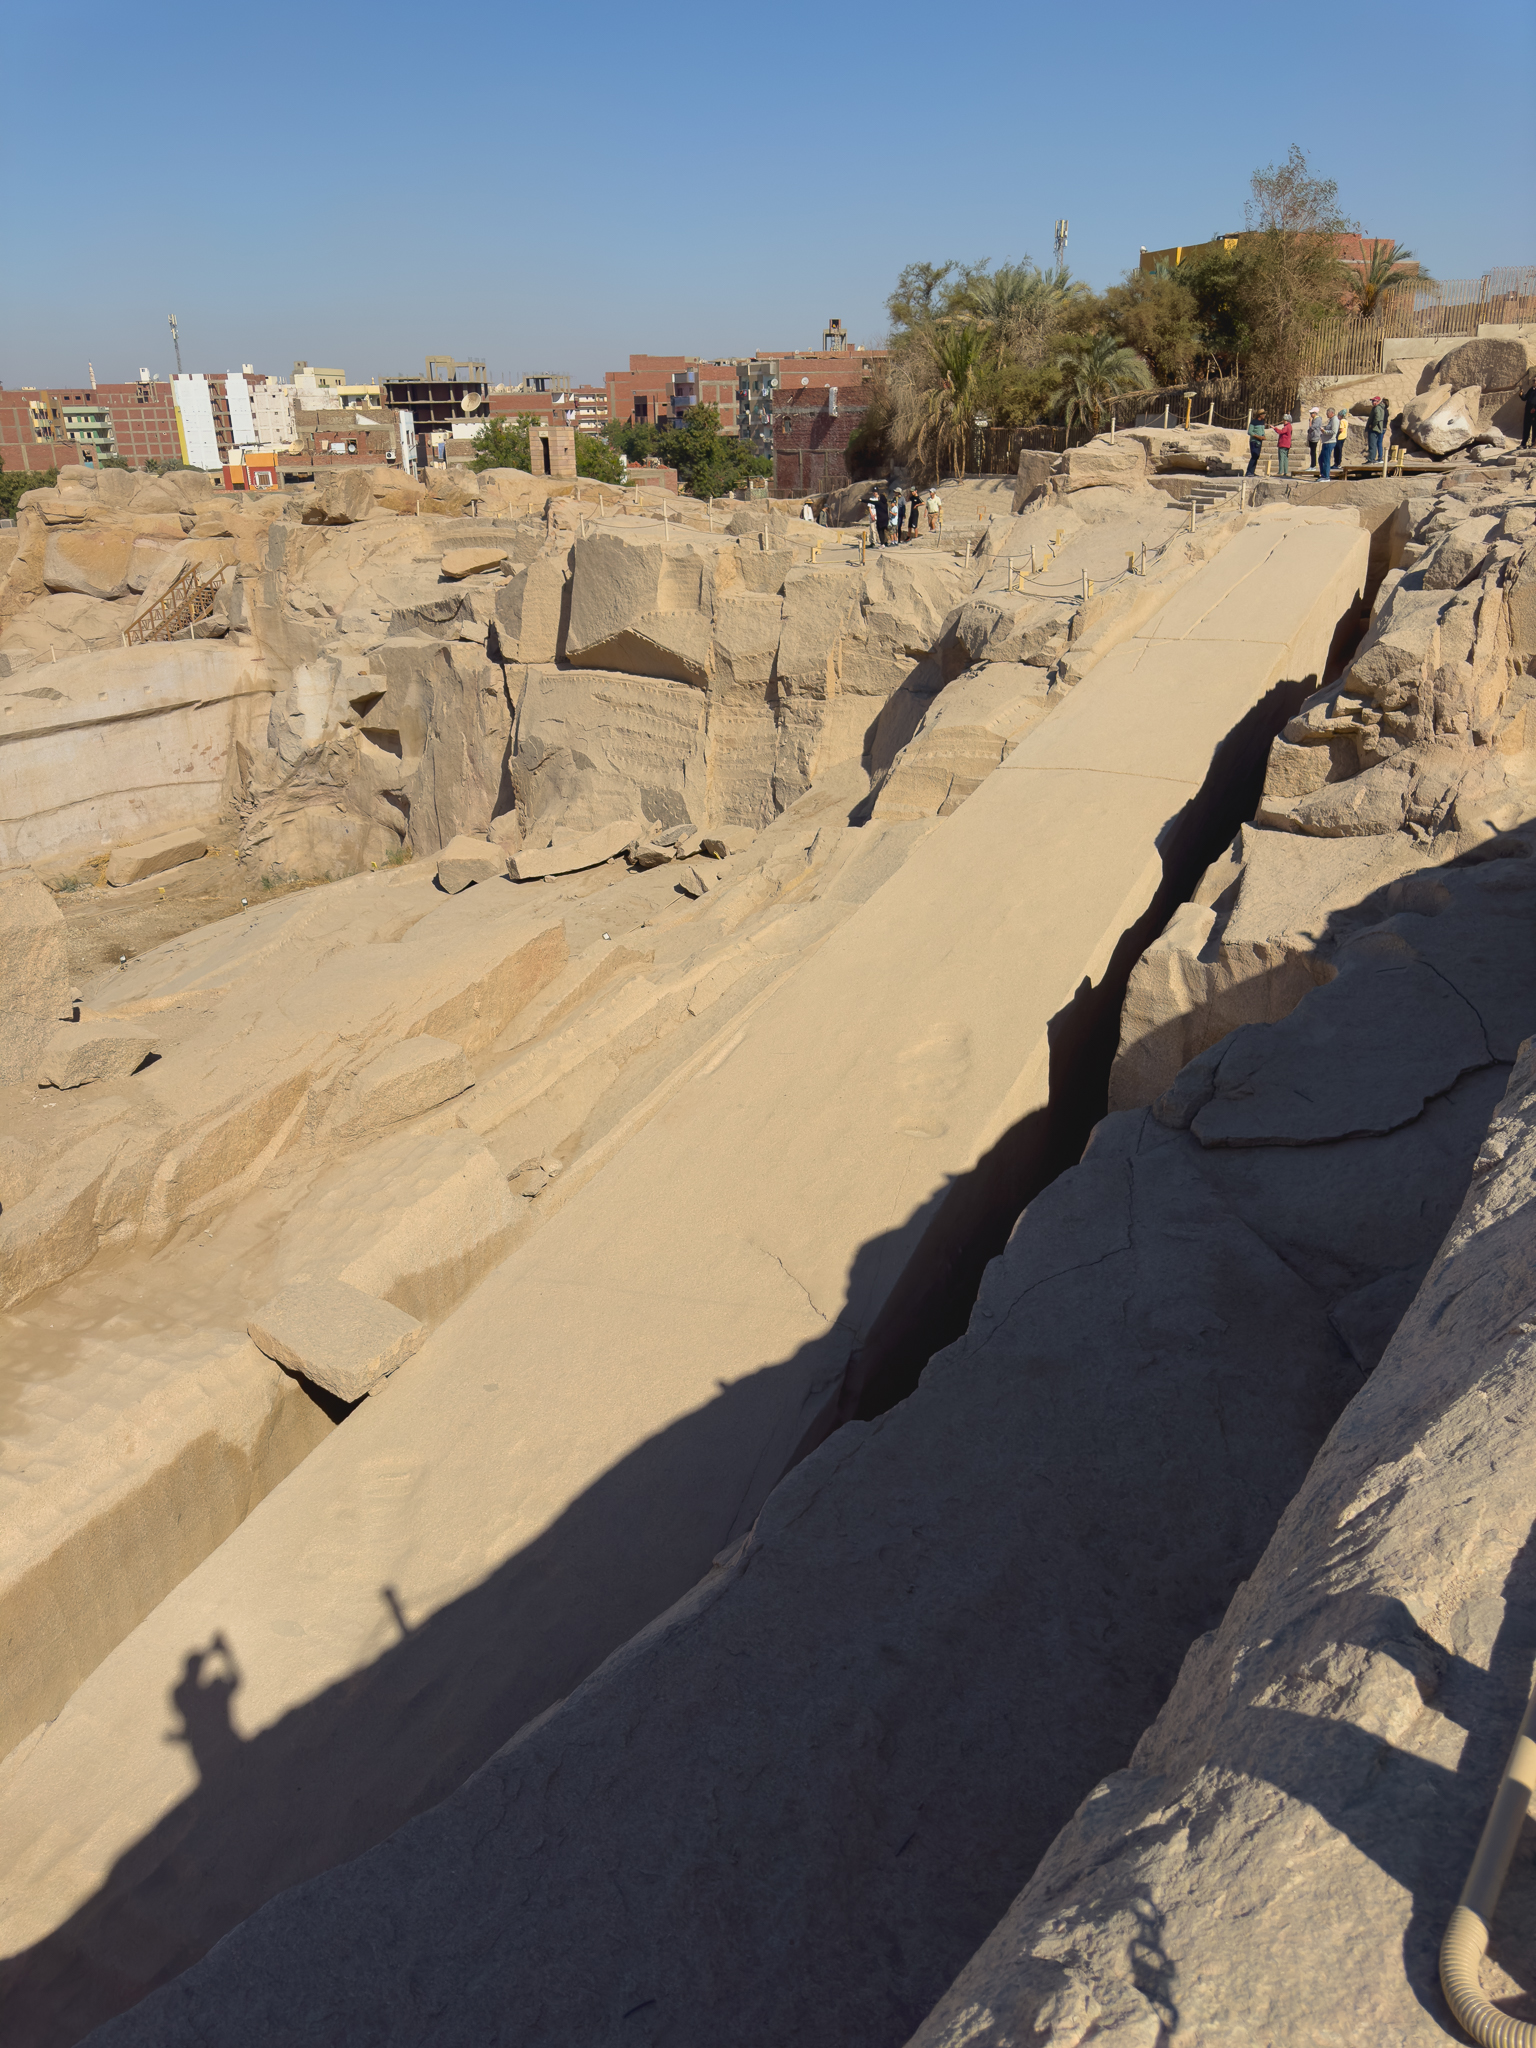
left=1051, top=335, right=1150, bottom=439
left=1340, top=242, right=1426, bottom=320
left=918, top=325, right=984, bottom=480
left=959, top=263, right=1085, bottom=362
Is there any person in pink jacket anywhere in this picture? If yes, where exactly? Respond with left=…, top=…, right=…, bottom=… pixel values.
left=1276, top=414, right=1293, bottom=477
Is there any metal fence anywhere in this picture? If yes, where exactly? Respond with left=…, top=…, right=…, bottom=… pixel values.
left=1295, top=269, right=1536, bottom=382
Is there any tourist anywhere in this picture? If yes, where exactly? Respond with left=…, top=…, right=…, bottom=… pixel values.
left=893, top=491, right=907, bottom=542
left=1306, top=406, right=1322, bottom=471
left=1334, top=406, right=1350, bottom=474
left=1367, top=395, right=1389, bottom=465
left=907, top=490, right=924, bottom=540
left=1246, top=412, right=1266, bottom=477
left=801, top=501, right=815, bottom=522
left=1522, top=382, right=1536, bottom=450
left=928, top=489, right=942, bottom=533
left=1318, top=408, right=1337, bottom=482
left=874, top=490, right=891, bottom=546
left=866, top=497, right=879, bottom=547
left=1276, top=414, right=1293, bottom=477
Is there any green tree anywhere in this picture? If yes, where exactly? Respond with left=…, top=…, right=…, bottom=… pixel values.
left=471, top=416, right=531, bottom=472
left=0, top=467, right=56, bottom=518
left=1103, top=270, right=1201, bottom=384
left=916, top=326, right=985, bottom=480
left=652, top=405, right=770, bottom=499
left=1051, top=334, right=1150, bottom=438
left=1340, top=241, right=1427, bottom=320
left=1176, top=244, right=1255, bottom=374
left=1238, top=145, right=1357, bottom=413
left=604, top=419, right=658, bottom=464
left=957, top=262, right=1086, bottom=363
left=575, top=432, right=624, bottom=485
left=886, top=260, right=965, bottom=333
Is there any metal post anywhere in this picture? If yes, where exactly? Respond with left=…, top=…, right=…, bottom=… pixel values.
left=1030, top=543, right=1037, bottom=575
left=1208, top=401, right=1215, bottom=426
left=1140, top=541, right=1146, bottom=575
left=1163, top=404, right=1169, bottom=429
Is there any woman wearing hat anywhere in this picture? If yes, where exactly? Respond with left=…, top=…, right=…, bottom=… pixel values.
left=1306, top=407, right=1322, bottom=473
left=1276, top=414, right=1293, bottom=477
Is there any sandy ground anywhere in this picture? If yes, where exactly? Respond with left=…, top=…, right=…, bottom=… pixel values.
left=45, top=845, right=378, bottom=983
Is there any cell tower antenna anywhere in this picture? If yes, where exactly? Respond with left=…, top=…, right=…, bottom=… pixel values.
left=168, top=313, right=182, bottom=375
left=1054, top=219, right=1068, bottom=267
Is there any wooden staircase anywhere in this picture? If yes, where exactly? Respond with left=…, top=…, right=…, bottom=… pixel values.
left=124, top=563, right=226, bottom=646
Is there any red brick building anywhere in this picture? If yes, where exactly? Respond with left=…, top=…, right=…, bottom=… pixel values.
left=606, top=355, right=688, bottom=427
left=0, top=376, right=253, bottom=473
left=772, top=381, right=873, bottom=495
left=0, top=391, right=84, bottom=472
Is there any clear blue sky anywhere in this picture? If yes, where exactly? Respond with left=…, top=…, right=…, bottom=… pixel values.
left=3, top=0, right=1530, bottom=391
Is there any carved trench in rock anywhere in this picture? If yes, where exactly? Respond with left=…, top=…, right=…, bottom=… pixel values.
left=842, top=600, right=1371, bottom=1425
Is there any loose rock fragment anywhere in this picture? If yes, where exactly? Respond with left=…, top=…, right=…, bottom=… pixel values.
left=36, top=1021, right=160, bottom=1090
left=247, top=1279, right=424, bottom=1402
left=105, top=827, right=209, bottom=888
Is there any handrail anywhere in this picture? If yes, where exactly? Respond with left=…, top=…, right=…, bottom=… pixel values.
left=1440, top=1681, right=1536, bottom=2046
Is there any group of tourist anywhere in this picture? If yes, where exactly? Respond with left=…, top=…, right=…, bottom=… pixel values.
left=864, top=488, right=937, bottom=545
left=1246, top=394, right=1395, bottom=481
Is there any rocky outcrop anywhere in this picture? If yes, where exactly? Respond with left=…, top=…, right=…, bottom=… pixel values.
left=0, top=644, right=273, bottom=871
left=1403, top=381, right=1483, bottom=456
left=0, top=500, right=1376, bottom=2047
left=0, top=869, right=70, bottom=1087
left=69, top=755, right=1534, bottom=2048
left=911, top=1021, right=1536, bottom=2048
left=1256, top=468, right=1534, bottom=851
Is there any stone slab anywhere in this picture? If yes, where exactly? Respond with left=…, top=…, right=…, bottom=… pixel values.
left=509, top=818, right=642, bottom=880
left=0, top=870, right=69, bottom=1088
left=435, top=837, right=508, bottom=894
left=105, top=828, right=210, bottom=889
left=328, top=1034, right=473, bottom=1139
left=0, top=1330, right=333, bottom=1764
left=247, top=1279, right=424, bottom=1402
left=439, top=547, right=509, bottom=581
left=35, top=1021, right=159, bottom=1090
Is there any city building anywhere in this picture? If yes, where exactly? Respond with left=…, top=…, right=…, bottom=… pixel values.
left=605, top=354, right=688, bottom=427
left=381, top=357, right=488, bottom=471
left=221, top=450, right=282, bottom=490
left=0, top=370, right=286, bottom=474
left=248, top=376, right=296, bottom=449
left=0, top=391, right=84, bottom=472
left=0, top=379, right=182, bottom=472
left=568, top=385, right=608, bottom=435
left=772, top=381, right=874, bottom=496
left=737, top=328, right=887, bottom=458
left=489, top=381, right=609, bottom=439
left=668, top=362, right=740, bottom=431
left=294, top=363, right=381, bottom=413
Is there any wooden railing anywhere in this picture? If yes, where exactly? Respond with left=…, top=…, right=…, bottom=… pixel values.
left=123, top=563, right=226, bottom=646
